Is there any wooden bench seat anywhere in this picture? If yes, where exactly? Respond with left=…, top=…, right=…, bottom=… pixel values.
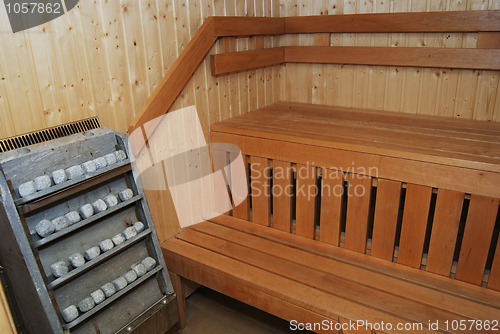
left=164, top=216, right=500, bottom=334
left=163, top=102, right=500, bottom=333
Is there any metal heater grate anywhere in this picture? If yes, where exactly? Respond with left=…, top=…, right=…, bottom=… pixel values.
left=0, top=117, right=101, bottom=153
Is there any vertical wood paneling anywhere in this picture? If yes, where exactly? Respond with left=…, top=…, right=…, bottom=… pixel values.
left=344, top=174, right=372, bottom=254
left=295, top=164, right=317, bottom=239
left=455, top=195, right=499, bottom=285
left=397, top=184, right=432, bottom=269
left=319, top=168, right=343, bottom=246
left=272, top=160, right=293, bottom=232
left=251, top=157, right=271, bottom=226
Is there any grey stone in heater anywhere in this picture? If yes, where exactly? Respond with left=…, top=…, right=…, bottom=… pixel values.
left=79, top=204, right=94, bottom=219
left=77, top=296, right=95, bottom=313
left=65, top=165, right=84, bottom=180
left=50, top=261, right=69, bottom=278
left=34, top=175, right=51, bottom=191
left=35, top=219, right=55, bottom=238
left=81, top=160, right=97, bottom=174
left=51, top=216, right=69, bottom=232
left=112, top=276, right=128, bottom=291
left=122, top=226, right=137, bottom=240
left=52, top=169, right=67, bottom=185
left=124, top=270, right=137, bottom=284
left=61, top=305, right=79, bottom=323
left=115, top=150, right=127, bottom=161
left=92, top=199, right=107, bottom=213
left=65, top=211, right=81, bottom=225
left=112, top=233, right=126, bottom=246
left=132, top=263, right=147, bottom=277
left=99, top=239, right=114, bottom=252
left=101, top=282, right=116, bottom=298
left=142, top=257, right=157, bottom=271
left=18, top=180, right=36, bottom=198
left=118, top=188, right=134, bottom=201
left=133, top=221, right=145, bottom=233
left=104, top=153, right=117, bottom=165
left=90, top=289, right=105, bottom=305
left=103, top=194, right=118, bottom=207
left=84, top=246, right=101, bottom=261
left=93, top=157, right=108, bottom=170
left=68, top=253, right=85, bottom=268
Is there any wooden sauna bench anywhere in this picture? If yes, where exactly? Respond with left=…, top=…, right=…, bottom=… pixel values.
left=163, top=102, right=500, bottom=333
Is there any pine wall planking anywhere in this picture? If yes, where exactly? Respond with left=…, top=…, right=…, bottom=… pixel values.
left=279, top=0, right=500, bottom=121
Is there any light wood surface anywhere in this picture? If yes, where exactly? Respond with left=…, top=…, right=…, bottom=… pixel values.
left=0, top=285, right=15, bottom=334
left=344, top=174, right=371, bottom=254
left=295, top=164, right=317, bottom=239
left=271, top=160, right=293, bottom=233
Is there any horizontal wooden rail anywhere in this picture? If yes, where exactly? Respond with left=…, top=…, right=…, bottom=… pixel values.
left=211, top=46, right=500, bottom=76
left=128, top=10, right=500, bottom=136
left=285, top=10, right=500, bottom=33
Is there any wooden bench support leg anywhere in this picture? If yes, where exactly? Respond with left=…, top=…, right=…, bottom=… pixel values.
left=171, top=273, right=186, bottom=329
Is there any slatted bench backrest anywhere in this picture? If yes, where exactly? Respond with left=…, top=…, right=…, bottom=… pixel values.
left=211, top=10, right=500, bottom=292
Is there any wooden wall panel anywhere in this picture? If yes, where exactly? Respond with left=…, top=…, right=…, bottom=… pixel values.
left=0, top=284, right=15, bottom=334
left=279, top=0, right=500, bottom=122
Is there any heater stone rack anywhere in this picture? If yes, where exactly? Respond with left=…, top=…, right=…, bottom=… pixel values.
left=0, top=128, right=173, bottom=334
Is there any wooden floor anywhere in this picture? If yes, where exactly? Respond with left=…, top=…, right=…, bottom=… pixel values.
left=166, top=287, right=311, bottom=334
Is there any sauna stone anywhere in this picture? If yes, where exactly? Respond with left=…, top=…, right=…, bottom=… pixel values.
left=93, top=157, right=107, bottom=170
left=132, top=264, right=147, bottom=277
left=81, top=160, right=97, bottom=174
left=84, top=246, right=101, bottom=261
left=34, top=175, right=51, bottom=191
left=124, top=270, right=137, bottom=284
left=99, top=239, right=114, bottom=252
left=65, top=211, right=81, bottom=225
left=52, top=169, right=67, bottom=185
left=18, top=180, right=36, bottom=197
left=101, top=282, right=116, bottom=298
left=79, top=204, right=94, bottom=219
left=61, top=305, right=78, bottom=323
left=112, top=233, right=126, bottom=246
left=68, top=253, right=85, bottom=268
left=112, top=276, right=127, bottom=291
left=35, top=219, right=55, bottom=238
left=51, top=216, right=69, bottom=232
left=103, top=194, right=118, bottom=208
left=90, top=289, right=105, bottom=305
left=77, top=296, right=95, bottom=313
left=65, top=165, right=84, bottom=180
left=115, top=150, right=127, bottom=161
left=50, top=261, right=69, bottom=278
left=118, top=188, right=133, bottom=201
left=104, top=153, right=117, bottom=165
left=123, top=226, right=137, bottom=240
left=142, top=257, right=156, bottom=271
left=133, top=221, right=145, bottom=233
left=92, top=199, right=107, bottom=213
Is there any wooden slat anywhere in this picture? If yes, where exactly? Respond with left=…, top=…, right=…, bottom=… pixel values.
left=272, top=160, right=293, bottom=233
left=455, top=195, right=499, bottom=285
left=371, top=179, right=401, bottom=261
left=344, top=174, right=372, bottom=254
left=128, top=17, right=217, bottom=135
left=284, top=10, right=500, bottom=33
left=213, top=17, right=285, bottom=37
left=397, top=184, right=432, bottom=269
left=488, top=233, right=500, bottom=291
left=477, top=32, right=500, bottom=49
left=211, top=47, right=285, bottom=76
left=285, top=46, right=500, bottom=71
left=295, top=164, right=317, bottom=239
left=192, top=220, right=500, bottom=322
left=319, top=168, right=343, bottom=246
left=231, top=154, right=249, bottom=220
left=426, top=190, right=464, bottom=277
left=170, top=273, right=186, bottom=329
left=211, top=148, right=231, bottom=215
left=250, top=156, right=271, bottom=226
